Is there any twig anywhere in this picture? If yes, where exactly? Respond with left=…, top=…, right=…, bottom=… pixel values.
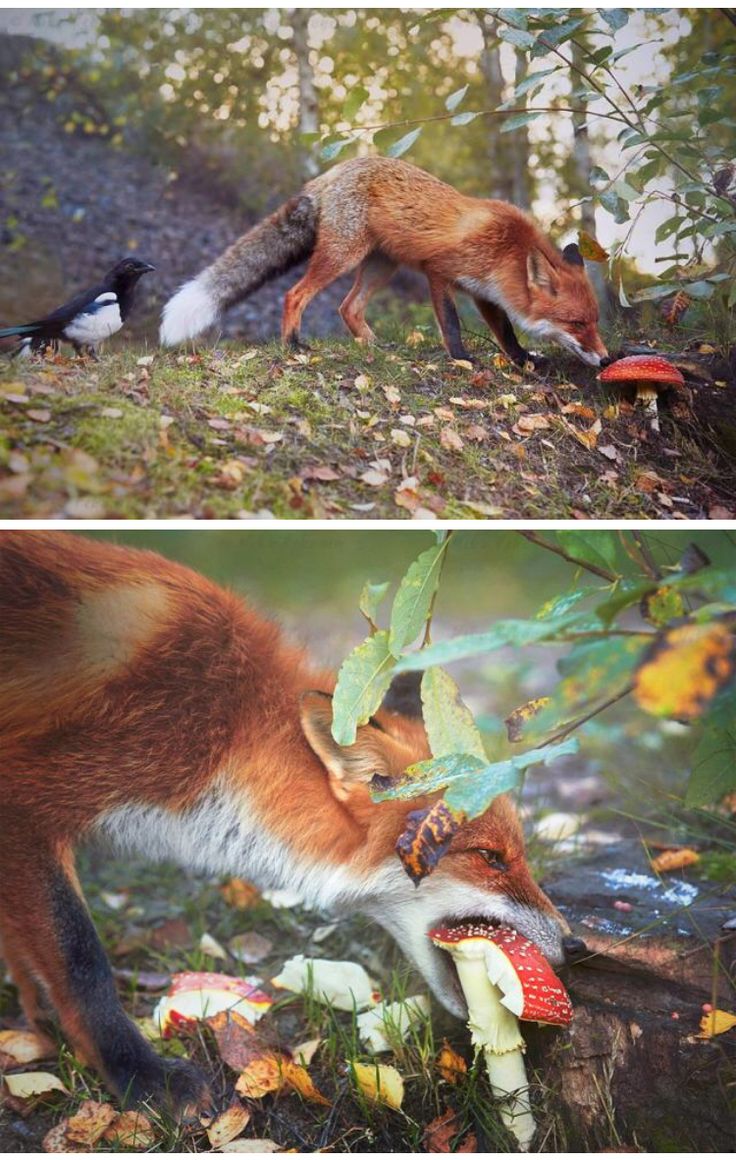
left=631, top=532, right=662, bottom=581
left=519, top=530, right=619, bottom=582
left=541, top=684, right=635, bottom=747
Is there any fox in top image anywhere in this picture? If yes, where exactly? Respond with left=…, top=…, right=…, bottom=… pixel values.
left=0, top=532, right=577, bottom=1116
left=160, top=156, right=609, bottom=368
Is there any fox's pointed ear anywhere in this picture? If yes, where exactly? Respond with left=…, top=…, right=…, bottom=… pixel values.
left=300, top=691, right=393, bottom=802
left=527, top=249, right=559, bottom=295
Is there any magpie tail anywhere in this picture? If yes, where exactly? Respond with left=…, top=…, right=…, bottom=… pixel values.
left=0, top=323, right=41, bottom=339
left=160, top=193, right=318, bottom=346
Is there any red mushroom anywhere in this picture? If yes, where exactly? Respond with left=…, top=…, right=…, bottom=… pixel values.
left=598, top=354, right=685, bottom=433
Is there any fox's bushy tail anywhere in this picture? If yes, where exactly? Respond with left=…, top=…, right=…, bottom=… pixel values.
left=160, top=194, right=318, bottom=346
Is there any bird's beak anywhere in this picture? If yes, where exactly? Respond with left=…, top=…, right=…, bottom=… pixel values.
left=140, top=262, right=156, bottom=273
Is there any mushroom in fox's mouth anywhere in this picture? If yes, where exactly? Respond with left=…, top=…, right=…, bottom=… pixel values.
left=429, top=920, right=573, bottom=1152
left=598, top=353, right=685, bottom=434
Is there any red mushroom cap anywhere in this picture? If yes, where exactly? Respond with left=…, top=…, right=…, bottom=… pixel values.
left=598, top=354, right=685, bottom=386
left=430, top=921, right=573, bottom=1026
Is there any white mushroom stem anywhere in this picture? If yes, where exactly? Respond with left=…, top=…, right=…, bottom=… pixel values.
left=450, top=948, right=537, bottom=1152
left=636, top=384, right=660, bottom=433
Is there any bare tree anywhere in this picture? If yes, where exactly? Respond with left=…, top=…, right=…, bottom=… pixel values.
left=291, top=8, right=319, bottom=178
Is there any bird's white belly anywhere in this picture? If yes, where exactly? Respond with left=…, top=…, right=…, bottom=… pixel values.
left=65, top=297, right=122, bottom=344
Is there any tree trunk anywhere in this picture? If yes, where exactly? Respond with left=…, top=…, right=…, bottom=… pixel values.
left=291, top=8, right=319, bottom=179
left=570, top=36, right=609, bottom=319
left=511, top=48, right=531, bottom=209
left=479, top=14, right=513, bottom=201
left=526, top=839, right=736, bottom=1151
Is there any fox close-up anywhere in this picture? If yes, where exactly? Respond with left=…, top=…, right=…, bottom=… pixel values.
left=0, top=531, right=575, bottom=1117
left=160, top=156, right=608, bottom=369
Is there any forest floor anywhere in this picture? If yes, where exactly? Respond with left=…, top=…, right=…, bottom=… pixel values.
left=2, top=334, right=735, bottom=521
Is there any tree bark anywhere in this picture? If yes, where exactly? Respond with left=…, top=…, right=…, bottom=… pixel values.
left=479, top=14, right=513, bottom=201
left=570, top=36, right=609, bottom=318
left=291, top=8, right=319, bottom=179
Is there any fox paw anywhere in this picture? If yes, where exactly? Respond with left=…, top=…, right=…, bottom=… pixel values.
left=125, top=1057, right=214, bottom=1122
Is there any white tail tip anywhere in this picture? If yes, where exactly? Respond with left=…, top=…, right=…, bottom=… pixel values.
left=159, top=277, right=219, bottom=346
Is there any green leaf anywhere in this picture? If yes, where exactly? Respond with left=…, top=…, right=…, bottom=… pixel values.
left=343, top=85, right=369, bottom=121
left=686, top=722, right=736, bottom=806
left=444, top=739, right=579, bottom=816
left=600, top=9, right=630, bottom=31
left=498, top=25, right=536, bottom=49
left=556, top=531, right=619, bottom=575
left=394, top=611, right=586, bottom=672
left=372, top=752, right=486, bottom=801
left=331, top=630, right=395, bottom=746
left=321, top=136, right=353, bottom=162
left=450, top=111, right=479, bottom=127
left=598, top=189, right=630, bottom=224
left=385, top=127, right=423, bottom=158
left=388, top=540, right=449, bottom=656
left=421, top=667, right=487, bottom=760
left=445, top=84, right=468, bottom=111
left=535, top=585, right=604, bottom=620
left=500, top=110, right=543, bottom=133
left=514, top=66, right=558, bottom=97
left=359, top=581, right=391, bottom=631
left=681, top=280, right=715, bottom=300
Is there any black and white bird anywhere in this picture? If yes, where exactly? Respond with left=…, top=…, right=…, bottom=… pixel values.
left=0, top=257, right=155, bottom=357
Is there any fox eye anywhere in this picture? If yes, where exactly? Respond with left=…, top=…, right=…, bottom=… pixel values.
left=474, top=848, right=508, bottom=871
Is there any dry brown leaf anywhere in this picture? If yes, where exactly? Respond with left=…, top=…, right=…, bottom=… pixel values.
left=221, top=878, right=261, bottom=909
left=0, top=1029, right=55, bottom=1065
left=435, top=1040, right=468, bottom=1084
left=220, top=1140, right=280, bottom=1153
left=208, top=417, right=232, bottom=430
left=27, top=409, right=52, bottom=423
left=65, top=1100, right=118, bottom=1147
left=361, top=469, right=389, bottom=486
left=281, top=1061, right=331, bottom=1106
left=207, top=1103, right=251, bottom=1149
left=650, top=847, right=700, bottom=873
left=440, top=427, right=464, bottom=452
left=514, top=413, right=550, bottom=434
left=229, top=931, right=273, bottom=964
left=300, top=465, right=341, bottom=482
left=103, top=1110, right=157, bottom=1148
left=424, top=1107, right=477, bottom=1152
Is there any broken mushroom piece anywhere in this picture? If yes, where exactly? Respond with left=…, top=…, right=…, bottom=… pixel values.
left=598, top=354, right=685, bottom=434
left=429, top=922, right=572, bottom=1152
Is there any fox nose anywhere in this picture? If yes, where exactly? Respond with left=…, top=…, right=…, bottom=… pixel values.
left=562, top=935, right=588, bottom=961
left=599, top=355, right=613, bottom=369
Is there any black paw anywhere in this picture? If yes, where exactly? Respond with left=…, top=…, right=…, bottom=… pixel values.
left=123, top=1057, right=214, bottom=1121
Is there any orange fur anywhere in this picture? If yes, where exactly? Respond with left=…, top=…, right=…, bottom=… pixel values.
left=0, top=531, right=567, bottom=1113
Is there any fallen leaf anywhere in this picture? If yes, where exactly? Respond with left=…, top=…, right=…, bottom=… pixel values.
left=229, top=931, right=273, bottom=964
left=208, top=418, right=232, bottom=430
left=0, top=1030, right=55, bottom=1066
left=598, top=444, right=620, bottom=462
left=27, top=409, right=52, bottom=423
left=220, top=1141, right=280, bottom=1153
left=360, top=469, right=390, bottom=486
left=351, top=1061, right=404, bottom=1109
left=383, top=384, right=401, bottom=405
left=200, top=932, right=229, bottom=960
left=4, top=1072, right=67, bottom=1100
left=650, top=847, right=700, bottom=873
left=440, top=427, right=464, bottom=452
left=697, top=1009, right=736, bottom=1038
left=221, top=878, right=261, bottom=909
left=561, top=402, right=596, bottom=420
left=235, top=1055, right=284, bottom=1100
left=292, top=1038, right=322, bottom=1067
left=207, top=1103, right=251, bottom=1149
left=424, top=1107, right=477, bottom=1152
left=102, top=1110, right=156, bottom=1148
left=281, top=1061, right=330, bottom=1106
left=435, top=1040, right=468, bottom=1085
left=514, top=413, right=550, bottom=434
left=301, top=465, right=341, bottom=482
left=464, top=424, right=487, bottom=442
left=390, top=428, right=412, bottom=448
left=65, top=1100, right=118, bottom=1147
left=354, top=373, right=371, bottom=391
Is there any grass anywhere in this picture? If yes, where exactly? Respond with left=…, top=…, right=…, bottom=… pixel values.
left=1, top=333, right=732, bottom=519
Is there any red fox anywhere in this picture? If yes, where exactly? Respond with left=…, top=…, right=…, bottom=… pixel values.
left=160, top=156, right=608, bottom=368
left=0, top=532, right=574, bottom=1115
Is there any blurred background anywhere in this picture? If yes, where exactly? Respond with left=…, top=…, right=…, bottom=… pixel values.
left=1, top=8, right=731, bottom=344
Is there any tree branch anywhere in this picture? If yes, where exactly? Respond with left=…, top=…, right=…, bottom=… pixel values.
left=519, top=531, right=619, bottom=582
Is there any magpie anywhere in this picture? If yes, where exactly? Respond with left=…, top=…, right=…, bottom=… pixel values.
left=0, top=257, right=155, bottom=357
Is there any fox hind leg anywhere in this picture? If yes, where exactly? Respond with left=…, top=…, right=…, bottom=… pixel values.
left=281, top=233, right=372, bottom=348
left=0, top=836, right=211, bottom=1117
left=339, top=252, right=398, bottom=343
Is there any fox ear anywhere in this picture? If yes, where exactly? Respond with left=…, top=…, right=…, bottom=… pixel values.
left=300, top=691, right=394, bottom=802
left=562, top=242, right=584, bottom=267
left=527, top=249, right=559, bottom=295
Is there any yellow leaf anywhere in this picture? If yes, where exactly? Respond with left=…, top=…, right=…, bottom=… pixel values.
left=577, top=229, right=609, bottom=262
left=65, top=1100, right=118, bottom=1147
left=0, top=1029, right=54, bottom=1065
left=351, top=1061, right=404, bottom=1109
left=634, top=621, right=736, bottom=720
left=650, top=847, right=700, bottom=873
left=235, top=1055, right=284, bottom=1099
left=697, top=1009, right=736, bottom=1038
left=4, top=1071, right=68, bottom=1099
left=207, top=1104, right=251, bottom=1149
left=103, top=1110, right=157, bottom=1148
left=220, top=877, right=260, bottom=908
left=436, top=1039, right=468, bottom=1084
left=282, top=1061, right=331, bottom=1105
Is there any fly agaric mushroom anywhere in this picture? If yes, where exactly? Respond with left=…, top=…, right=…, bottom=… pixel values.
left=429, top=922, right=572, bottom=1152
left=598, top=354, right=685, bottom=434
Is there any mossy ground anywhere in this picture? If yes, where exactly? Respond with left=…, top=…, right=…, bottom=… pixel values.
left=1, top=333, right=731, bottom=520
